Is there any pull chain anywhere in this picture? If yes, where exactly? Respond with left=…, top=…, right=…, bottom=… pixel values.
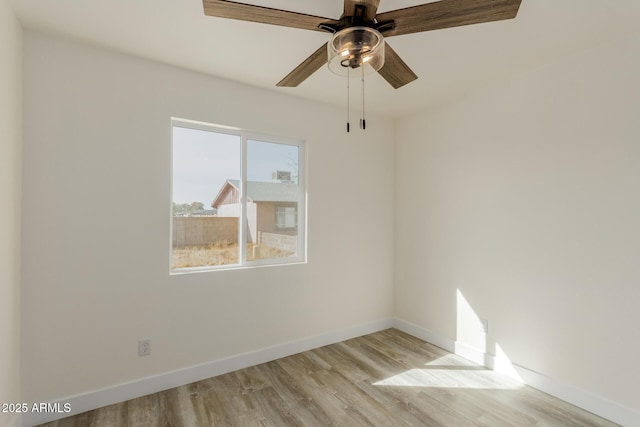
left=346, top=67, right=350, bottom=133
left=360, top=65, right=366, bottom=130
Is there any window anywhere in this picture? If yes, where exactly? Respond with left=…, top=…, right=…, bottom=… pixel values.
left=171, top=118, right=306, bottom=272
left=276, top=206, right=297, bottom=230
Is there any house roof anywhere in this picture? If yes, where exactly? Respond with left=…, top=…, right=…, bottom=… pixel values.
left=211, top=179, right=298, bottom=208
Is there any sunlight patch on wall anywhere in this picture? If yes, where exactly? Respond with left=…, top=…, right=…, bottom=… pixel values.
left=493, top=343, right=524, bottom=382
left=456, top=289, right=486, bottom=353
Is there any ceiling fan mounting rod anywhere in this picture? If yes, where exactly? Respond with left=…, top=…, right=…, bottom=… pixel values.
left=351, top=4, right=368, bottom=26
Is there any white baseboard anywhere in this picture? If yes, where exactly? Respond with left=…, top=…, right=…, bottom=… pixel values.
left=393, top=318, right=640, bottom=427
left=22, top=318, right=394, bottom=427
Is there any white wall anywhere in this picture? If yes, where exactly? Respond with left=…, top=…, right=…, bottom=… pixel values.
left=395, top=31, right=640, bottom=414
left=21, top=31, right=395, bottom=405
left=0, top=1, right=21, bottom=426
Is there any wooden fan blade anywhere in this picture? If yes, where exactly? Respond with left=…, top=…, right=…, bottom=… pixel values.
left=277, top=43, right=328, bottom=87
left=203, top=0, right=338, bottom=32
left=376, top=0, right=522, bottom=37
left=344, top=0, right=380, bottom=21
left=377, top=42, right=418, bottom=89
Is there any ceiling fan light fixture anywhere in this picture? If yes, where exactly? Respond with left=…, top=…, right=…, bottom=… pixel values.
left=328, top=26, right=385, bottom=77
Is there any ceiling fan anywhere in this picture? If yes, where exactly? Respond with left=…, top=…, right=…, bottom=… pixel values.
left=202, top=0, right=523, bottom=89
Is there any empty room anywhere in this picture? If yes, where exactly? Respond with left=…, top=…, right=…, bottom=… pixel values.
left=2, top=0, right=639, bottom=426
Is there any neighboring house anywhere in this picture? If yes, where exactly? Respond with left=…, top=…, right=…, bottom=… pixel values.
left=211, top=172, right=298, bottom=243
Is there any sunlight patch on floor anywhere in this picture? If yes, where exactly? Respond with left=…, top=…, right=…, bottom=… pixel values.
left=373, top=367, right=522, bottom=389
left=424, top=353, right=470, bottom=367
left=374, top=355, right=523, bottom=390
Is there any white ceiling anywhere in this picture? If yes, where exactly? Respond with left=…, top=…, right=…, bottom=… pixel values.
left=10, top=0, right=640, bottom=118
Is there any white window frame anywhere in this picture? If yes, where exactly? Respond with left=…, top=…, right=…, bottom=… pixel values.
left=170, top=117, right=307, bottom=273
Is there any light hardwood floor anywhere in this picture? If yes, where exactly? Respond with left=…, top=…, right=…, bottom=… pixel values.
left=39, top=329, right=618, bottom=426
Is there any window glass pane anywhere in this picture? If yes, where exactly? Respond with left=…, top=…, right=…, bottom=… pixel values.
left=246, top=140, right=300, bottom=261
left=172, top=126, right=240, bottom=268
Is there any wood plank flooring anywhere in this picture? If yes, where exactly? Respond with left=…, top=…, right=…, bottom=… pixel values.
left=39, top=329, right=618, bottom=426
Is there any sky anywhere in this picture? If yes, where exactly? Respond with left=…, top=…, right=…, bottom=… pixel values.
left=172, top=126, right=299, bottom=208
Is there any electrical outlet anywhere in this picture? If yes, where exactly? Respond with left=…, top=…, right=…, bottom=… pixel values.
left=138, top=339, right=151, bottom=357
left=480, top=319, right=489, bottom=334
